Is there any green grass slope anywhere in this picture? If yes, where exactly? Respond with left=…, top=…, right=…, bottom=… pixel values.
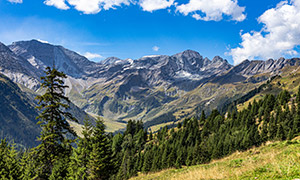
left=131, top=139, right=300, bottom=180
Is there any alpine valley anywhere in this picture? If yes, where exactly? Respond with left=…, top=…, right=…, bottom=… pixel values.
left=1, top=39, right=300, bottom=146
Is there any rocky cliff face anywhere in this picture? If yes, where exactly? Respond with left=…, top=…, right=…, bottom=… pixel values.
left=9, top=40, right=97, bottom=78
left=0, top=42, right=42, bottom=89
left=2, top=39, right=300, bottom=130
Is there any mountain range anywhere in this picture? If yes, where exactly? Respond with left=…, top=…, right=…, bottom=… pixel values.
left=1, top=39, right=300, bottom=137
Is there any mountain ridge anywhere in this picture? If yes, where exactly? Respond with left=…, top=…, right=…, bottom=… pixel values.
left=2, top=39, right=300, bottom=131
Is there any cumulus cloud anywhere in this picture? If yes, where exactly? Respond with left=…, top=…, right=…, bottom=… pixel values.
left=44, top=0, right=70, bottom=10
left=84, top=52, right=104, bottom=59
left=43, top=0, right=246, bottom=22
left=152, top=46, right=160, bottom=51
left=139, top=0, right=174, bottom=12
left=44, top=0, right=131, bottom=14
left=176, top=0, right=246, bottom=21
left=7, top=0, right=22, bottom=3
left=230, top=0, right=300, bottom=65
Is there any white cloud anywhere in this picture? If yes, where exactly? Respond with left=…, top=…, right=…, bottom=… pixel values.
left=44, top=0, right=131, bottom=14
left=176, top=0, right=246, bottom=21
left=7, top=0, right=22, bottom=3
left=152, top=46, right=160, bottom=51
left=84, top=52, right=104, bottom=59
left=230, top=0, right=300, bottom=65
left=44, top=0, right=175, bottom=13
left=42, top=0, right=246, bottom=22
left=66, top=0, right=102, bottom=14
left=139, top=0, right=174, bottom=12
left=44, top=0, right=70, bottom=10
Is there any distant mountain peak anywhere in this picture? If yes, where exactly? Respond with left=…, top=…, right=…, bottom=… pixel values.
left=12, top=39, right=49, bottom=47
left=212, top=56, right=225, bottom=63
left=0, top=42, right=11, bottom=53
left=173, top=49, right=202, bottom=59
left=141, top=55, right=164, bottom=59
left=239, top=59, right=251, bottom=65
left=8, top=40, right=98, bottom=78
left=101, top=57, right=122, bottom=64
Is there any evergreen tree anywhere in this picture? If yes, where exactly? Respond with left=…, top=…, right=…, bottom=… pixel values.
left=0, top=139, right=21, bottom=179
left=68, top=117, right=94, bottom=180
left=167, top=147, right=176, bottom=168
left=87, top=118, right=114, bottom=180
left=261, top=121, right=268, bottom=142
left=193, top=141, right=210, bottom=164
left=177, top=122, right=182, bottom=129
left=149, top=131, right=153, bottom=141
left=175, top=150, right=183, bottom=169
left=112, top=133, right=123, bottom=155
left=200, top=110, right=206, bottom=126
left=142, top=147, right=153, bottom=172
left=161, top=144, right=169, bottom=168
left=19, top=150, right=37, bottom=180
left=117, top=150, right=130, bottom=180
left=34, top=66, right=77, bottom=179
left=297, top=86, right=300, bottom=115
left=151, top=147, right=161, bottom=171
left=287, top=129, right=294, bottom=140
left=276, top=124, right=285, bottom=140
left=268, top=116, right=277, bottom=140
left=277, top=90, right=290, bottom=105
left=293, top=115, right=300, bottom=134
left=50, top=157, right=70, bottom=180
left=291, top=100, right=296, bottom=114
left=297, top=86, right=300, bottom=103
left=185, top=146, right=193, bottom=166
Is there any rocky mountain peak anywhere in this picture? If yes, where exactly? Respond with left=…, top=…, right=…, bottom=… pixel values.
left=0, top=41, right=42, bottom=89
left=239, top=59, right=251, bottom=65
left=101, top=57, right=122, bottom=65
left=9, top=40, right=91, bottom=78
left=10, top=39, right=52, bottom=52
left=173, top=49, right=202, bottom=59
left=212, top=56, right=225, bottom=63
left=0, top=42, right=11, bottom=53
left=203, top=57, right=211, bottom=66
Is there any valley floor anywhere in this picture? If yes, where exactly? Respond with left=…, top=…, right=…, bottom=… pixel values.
left=131, top=138, right=300, bottom=180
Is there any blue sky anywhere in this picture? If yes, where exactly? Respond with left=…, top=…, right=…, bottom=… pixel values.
left=1, top=0, right=299, bottom=65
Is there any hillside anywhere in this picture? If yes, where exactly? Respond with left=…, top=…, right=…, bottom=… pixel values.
left=0, top=73, right=40, bottom=147
left=131, top=139, right=300, bottom=180
left=235, top=65, right=300, bottom=111
left=0, top=72, right=95, bottom=146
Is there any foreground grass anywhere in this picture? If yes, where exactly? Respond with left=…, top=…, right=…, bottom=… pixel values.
left=131, top=139, right=300, bottom=180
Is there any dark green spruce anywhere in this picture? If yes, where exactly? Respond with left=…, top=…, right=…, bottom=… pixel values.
left=34, top=66, right=78, bottom=179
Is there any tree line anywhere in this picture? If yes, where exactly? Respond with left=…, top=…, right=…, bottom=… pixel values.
left=1, top=67, right=300, bottom=179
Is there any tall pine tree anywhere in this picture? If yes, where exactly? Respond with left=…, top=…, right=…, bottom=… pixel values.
left=87, top=118, right=114, bottom=180
left=34, top=66, right=78, bottom=179
left=68, top=117, right=94, bottom=180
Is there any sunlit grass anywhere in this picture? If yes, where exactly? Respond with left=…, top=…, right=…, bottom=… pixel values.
left=131, top=139, right=300, bottom=180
